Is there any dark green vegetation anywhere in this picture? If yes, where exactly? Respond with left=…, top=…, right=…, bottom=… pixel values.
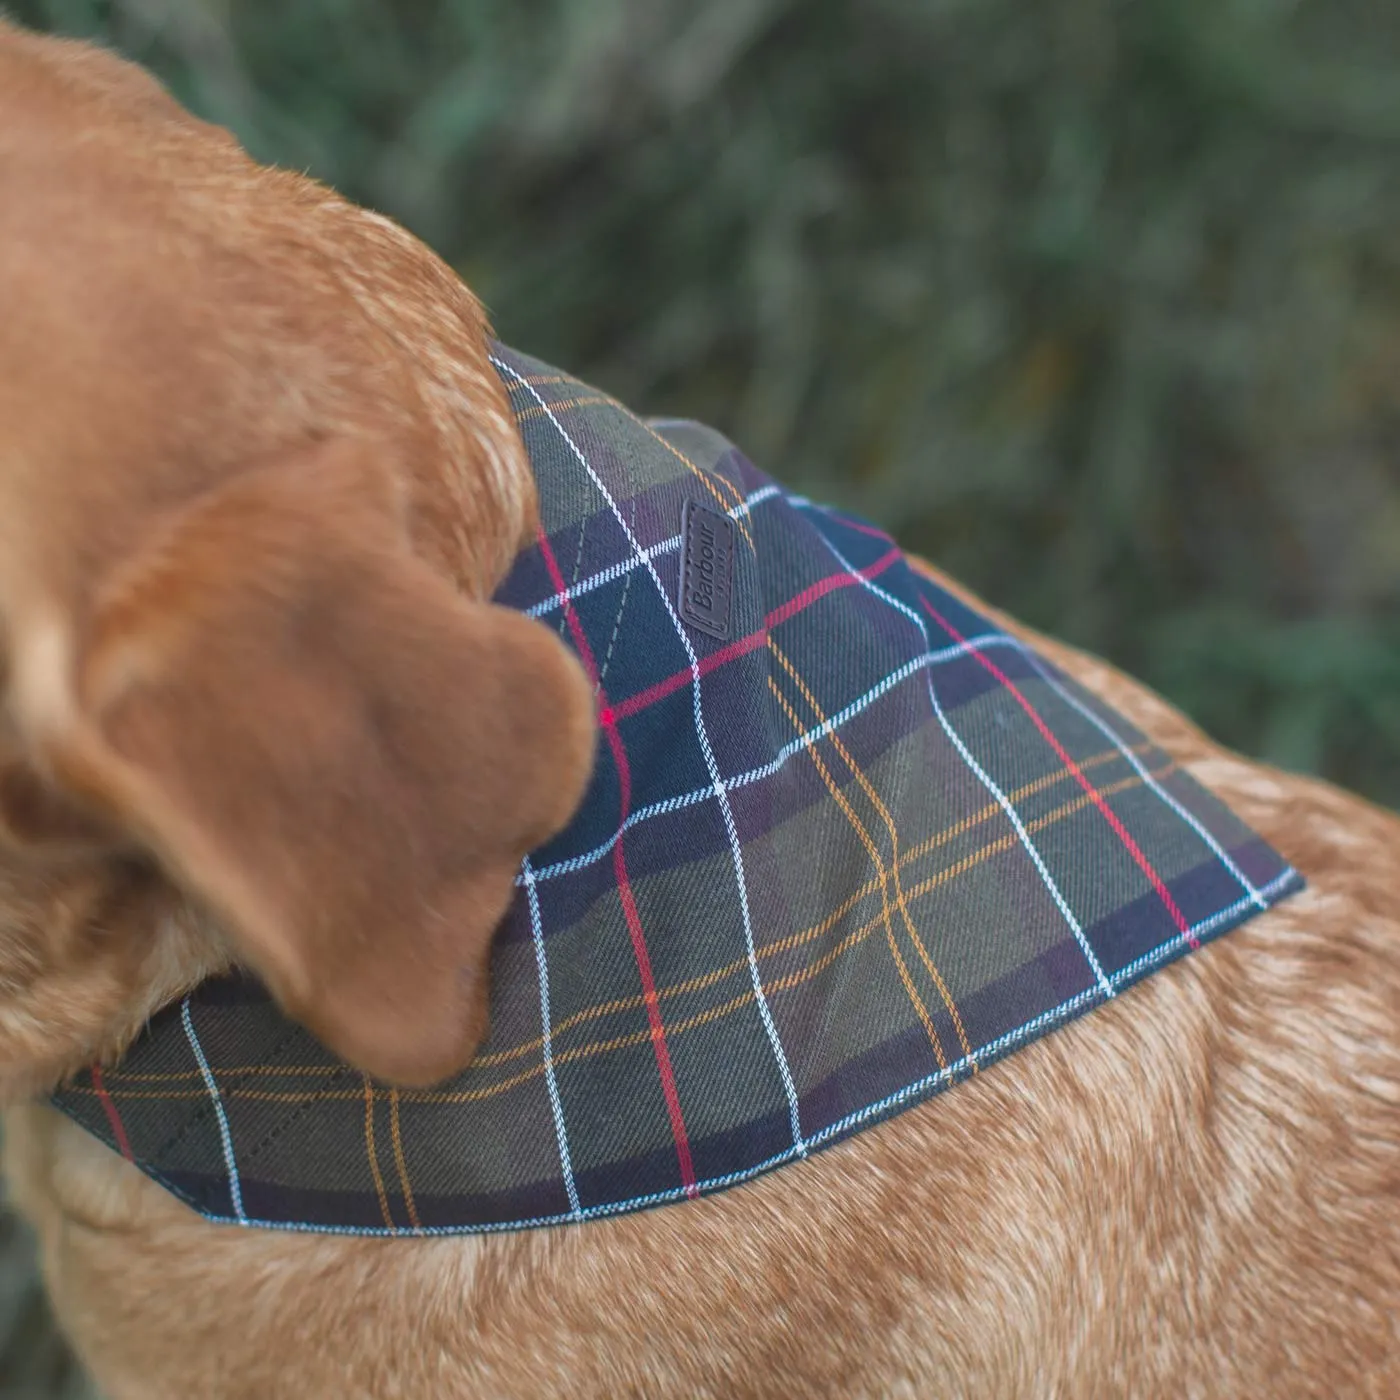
left=0, top=4, right=1397, bottom=1390
left=13, top=0, right=1400, bottom=809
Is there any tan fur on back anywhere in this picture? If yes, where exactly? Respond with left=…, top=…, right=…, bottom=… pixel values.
left=0, top=20, right=1396, bottom=1400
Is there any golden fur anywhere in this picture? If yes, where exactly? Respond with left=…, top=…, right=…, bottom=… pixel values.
left=1, top=21, right=1397, bottom=1399
left=0, top=20, right=596, bottom=1089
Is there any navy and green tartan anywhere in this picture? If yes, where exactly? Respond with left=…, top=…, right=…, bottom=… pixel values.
left=51, top=344, right=1303, bottom=1235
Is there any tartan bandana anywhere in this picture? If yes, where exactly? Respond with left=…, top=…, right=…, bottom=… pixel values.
left=51, top=344, right=1302, bottom=1236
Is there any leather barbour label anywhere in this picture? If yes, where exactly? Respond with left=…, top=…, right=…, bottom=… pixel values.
left=679, top=499, right=734, bottom=639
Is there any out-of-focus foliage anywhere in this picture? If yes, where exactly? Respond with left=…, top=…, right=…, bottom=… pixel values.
left=12, top=0, right=1400, bottom=809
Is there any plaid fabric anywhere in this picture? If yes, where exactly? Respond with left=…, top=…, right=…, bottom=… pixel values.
left=51, top=344, right=1303, bottom=1236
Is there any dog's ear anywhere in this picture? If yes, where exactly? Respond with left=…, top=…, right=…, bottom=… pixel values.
left=17, top=439, right=595, bottom=1086
left=0, top=758, right=121, bottom=853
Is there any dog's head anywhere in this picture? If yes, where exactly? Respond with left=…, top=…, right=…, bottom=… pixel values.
left=0, top=23, right=596, bottom=1094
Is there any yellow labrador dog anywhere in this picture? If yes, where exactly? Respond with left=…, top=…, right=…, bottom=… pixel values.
left=1, top=21, right=1397, bottom=1400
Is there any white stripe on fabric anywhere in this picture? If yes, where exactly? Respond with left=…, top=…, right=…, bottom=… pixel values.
left=520, top=632, right=1024, bottom=886
left=798, top=500, right=1264, bottom=913
left=522, top=857, right=582, bottom=1217
left=524, top=485, right=781, bottom=620
left=492, top=356, right=808, bottom=1158
left=181, top=995, right=247, bottom=1224
left=800, top=516, right=1114, bottom=999
left=1014, top=650, right=1269, bottom=910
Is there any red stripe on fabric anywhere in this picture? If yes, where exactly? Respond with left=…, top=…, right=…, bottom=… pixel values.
left=919, top=597, right=1197, bottom=947
left=766, top=546, right=902, bottom=628
left=829, top=513, right=895, bottom=544
left=535, top=527, right=698, bottom=1194
left=610, top=630, right=768, bottom=722
left=608, top=547, right=902, bottom=724
left=89, top=1063, right=135, bottom=1162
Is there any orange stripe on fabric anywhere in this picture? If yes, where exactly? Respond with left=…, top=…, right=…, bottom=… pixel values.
left=362, top=1076, right=394, bottom=1230
left=504, top=383, right=754, bottom=548
left=513, top=395, right=615, bottom=424
left=388, top=1089, right=421, bottom=1230
left=766, top=668, right=949, bottom=1070
left=768, top=639, right=976, bottom=1065
left=634, top=417, right=754, bottom=547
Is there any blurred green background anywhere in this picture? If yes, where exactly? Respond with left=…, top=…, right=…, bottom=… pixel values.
left=12, top=0, right=1400, bottom=808
left=1, top=0, right=1398, bottom=1394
